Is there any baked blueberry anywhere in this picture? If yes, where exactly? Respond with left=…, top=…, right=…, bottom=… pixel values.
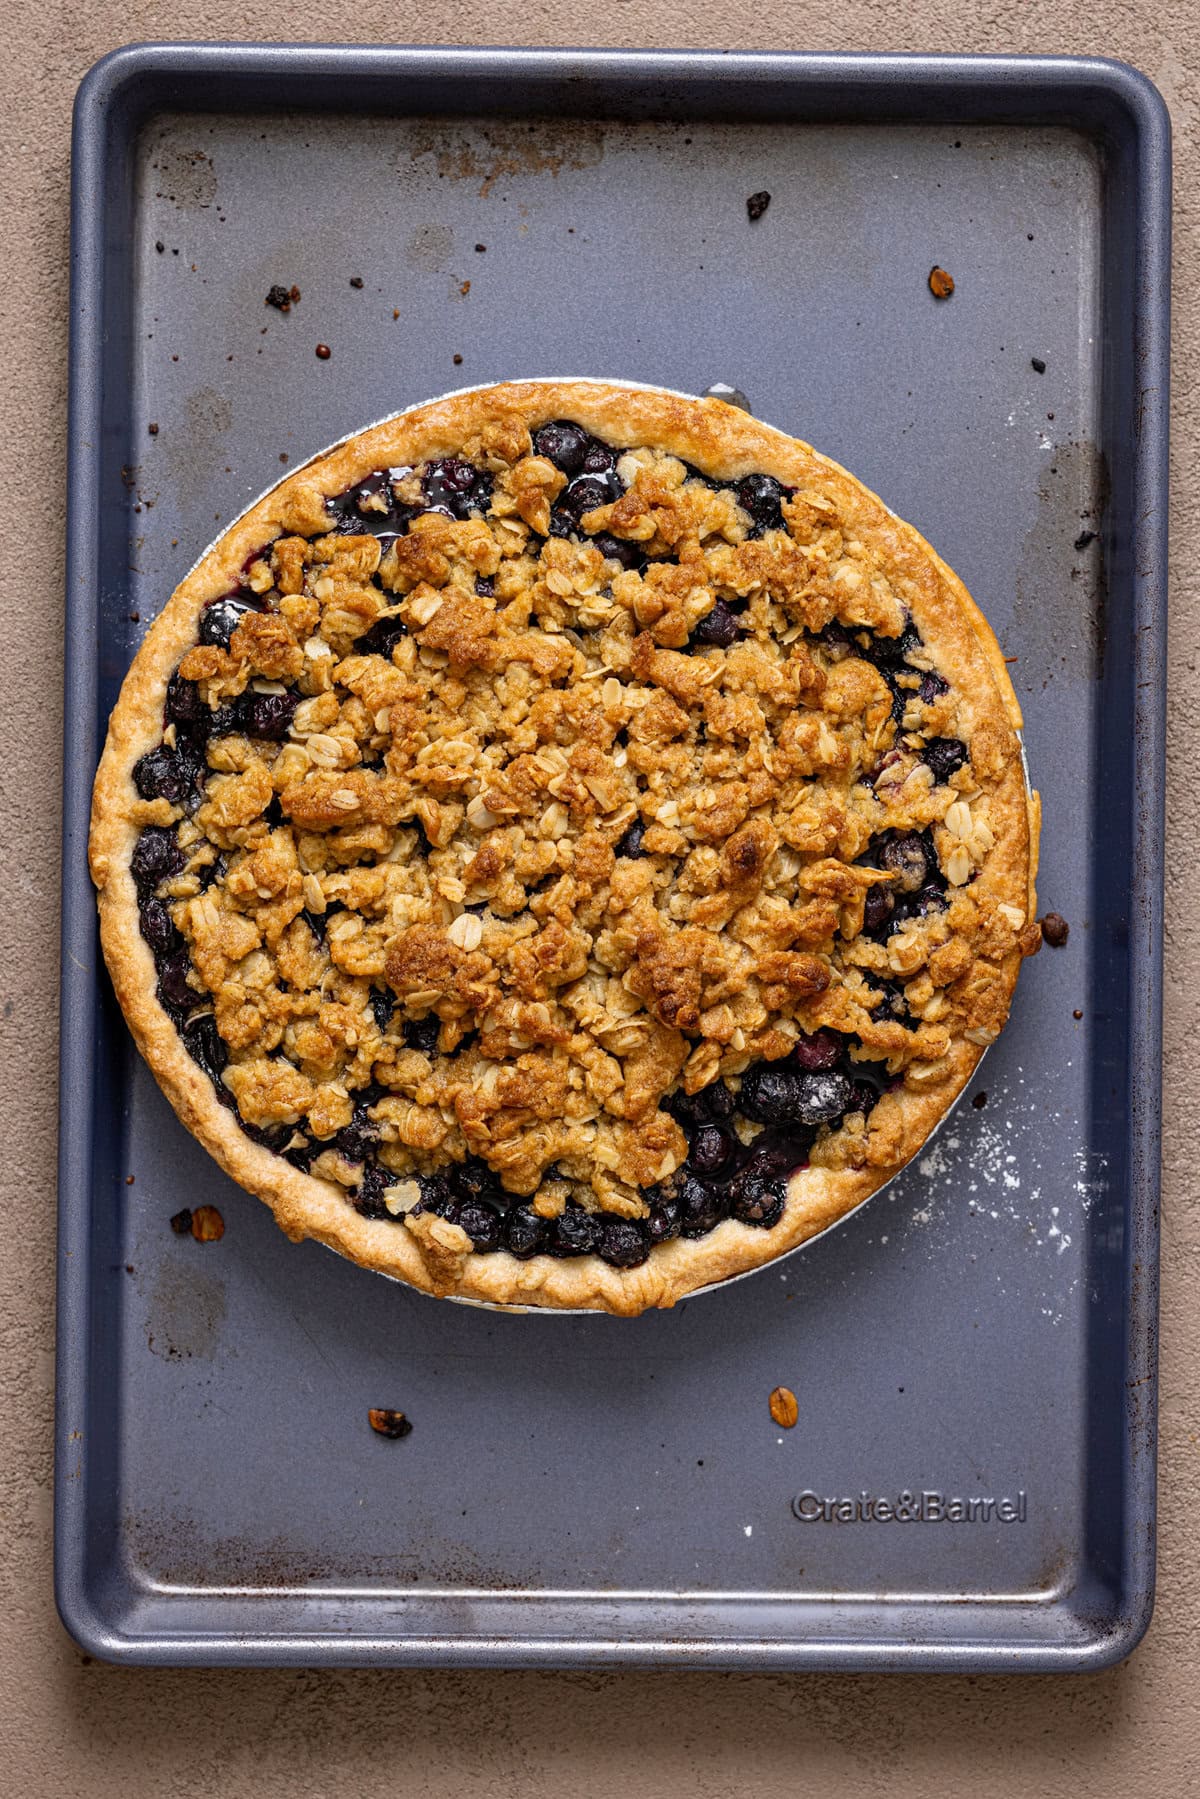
left=198, top=593, right=263, bottom=649
left=402, top=1015, right=441, bottom=1056
left=138, top=896, right=176, bottom=956
left=692, top=599, right=740, bottom=647
left=504, top=1204, right=548, bottom=1258
left=677, top=1172, right=728, bottom=1239
left=615, top=817, right=647, bottom=859
left=555, top=475, right=611, bottom=525
left=644, top=1197, right=682, bottom=1245
left=590, top=532, right=644, bottom=570
left=549, top=1206, right=600, bottom=1257
left=739, top=1066, right=852, bottom=1128
left=924, top=736, right=968, bottom=782
left=354, top=1161, right=392, bottom=1218
left=456, top=1199, right=503, bottom=1252
left=132, top=744, right=197, bottom=806
left=735, top=473, right=787, bottom=535
left=689, top=1122, right=736, bottom=1177
left=874, top=831, right=931, bottom=893
left=532, top=420, right=590, bottom=475
left=598, top=1217, right=649, bottom=1268
left=790, top=1028, right=844, bottom=1072
left=131, top=825, right=184, bottom=896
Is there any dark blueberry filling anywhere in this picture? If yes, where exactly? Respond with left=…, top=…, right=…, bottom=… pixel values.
left=137, top=896, right=176, bottom=957
left=422, top=457, right=493, bottom=520
left=504, top=1204, right=548, bottom=1258
left=552, top=474, right=615, bottom=531
left=402, top=1014, right=441, bottom=1056
left=590, top=532, right=645, bottom=571
left=208, top=687, right=301, bottom=741
left=532, top=419, right=590, bottom=475
left=615, top=816, right=647, bottom=859
left=131, top=824, right=185, bottom=896
left=326, top=468, right=418, bottom=541
left=455, top=1198, right=504, bottom=1252
left=132, top=736, right=206, bottom=807
left=739, top=1065, right=852, bottom=1128
left=198, top=592, right=266, bottom=650
left=370, top=987, right=396, bottom=1034
left=923, top=735, right=968, bottom=782
left=549, top=1205, right=601, bottom=1258
left=736, top=472, right=791, bottom=536
left=357, top=614, right=409, bottom=658
left=859, top=829, right=949, bottom=939
left=597, top=1217, right=650, bottom=1269
left=691, top=598, right=742, bottom=648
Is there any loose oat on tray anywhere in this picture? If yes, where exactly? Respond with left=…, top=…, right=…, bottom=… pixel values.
left=89, top=379, right=1042, bottom=1314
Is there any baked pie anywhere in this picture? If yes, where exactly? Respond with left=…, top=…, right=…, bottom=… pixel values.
left=90, top=380, right=1041, bottom=1314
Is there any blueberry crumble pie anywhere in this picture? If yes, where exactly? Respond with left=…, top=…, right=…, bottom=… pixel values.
left=90, top=380, right=1041, bottom=1313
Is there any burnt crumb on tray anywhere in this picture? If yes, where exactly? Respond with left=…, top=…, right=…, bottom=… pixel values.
left=349, top=276, right=364, bottom=289
left=368, top=1408, right=413, bottom=1439
left=1074, top=529, right=1096, bottom=551
left=746, top=190, right=771, bottom=222
left=928, top=266, right=955, bottom=299
left=1040, top=912, right=1070, bottom=948
left=315, top=343, right=332, bottom=360
left=170, top=1208, right=193, bottom=1234
left=1031, top=356, right=1047, bottom=374
left=265, top=284, right=301, bottom=312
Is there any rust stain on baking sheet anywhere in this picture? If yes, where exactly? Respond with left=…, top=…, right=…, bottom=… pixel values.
left=145, top=1264, right=226, bottom=1362
left=1013, top=439, right=1110, bottom=690
left=405, top=120, right=605, bottom=196
left=124, top=1509, right=532, bottom=1592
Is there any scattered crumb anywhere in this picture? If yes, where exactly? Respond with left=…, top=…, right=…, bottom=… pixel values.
left=459, top=280, right=471, bottom=296
left=769, top=1386, right=799, bottom=1429
left=393, top=308, right=400, bottom=320
left=368, top=1408, right=413, bottom=1439
left=349, top=276, right=364, bottom=289
left=1031, top=356, right=1047, bottom=373
left=147, top=422, right=159, bottom=436
left=1040, top=912, right=1070, bottom=948
left=746, top=190, right=771, bottom=222
left=315, top=343, right=331, bottom=360
left=971, top=1091, right=987, bottom=1109
left=126, top=1175, right=135, bottom=1185
left=279, top=452, right=288, bottom=463
left=1073, top=1008, right=1083, bottom=1020
left=475, top=243, right=487, bottom=252
left=928, top=265, right=955, bottom=299
left=190, top=1204, right=225, bottom=1242
left=453, top=353, right=463, bottom=365
left=155, top=241, right=164, bottom=253
left=1074, top=529, right=1096, bottom=551
left=169, top=1208, right=193, bottom=1235
left=265, top=284, right=300, bottom=312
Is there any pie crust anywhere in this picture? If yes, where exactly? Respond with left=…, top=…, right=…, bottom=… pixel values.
left=89, top=379, right=1042, bottom=1314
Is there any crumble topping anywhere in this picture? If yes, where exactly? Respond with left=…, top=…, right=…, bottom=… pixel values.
left=125, top=418, right=1039, bottom=1266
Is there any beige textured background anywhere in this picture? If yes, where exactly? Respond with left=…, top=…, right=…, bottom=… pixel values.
left=1, top=3, right=1196, bottom=1793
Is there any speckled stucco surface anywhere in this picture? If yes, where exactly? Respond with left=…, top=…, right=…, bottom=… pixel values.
left=1, top=5, right=1197, bottom=1792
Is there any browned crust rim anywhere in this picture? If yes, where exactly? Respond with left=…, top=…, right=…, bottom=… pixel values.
left=89, top=379, right=1039, bottom=1316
